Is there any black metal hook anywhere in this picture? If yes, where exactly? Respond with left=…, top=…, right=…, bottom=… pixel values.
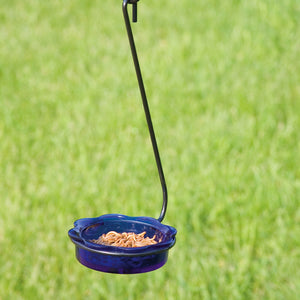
left=132, top=2, right=137, bottom=22
left=127, top=0, right=139, bottom=22
left=122, top=0, right=168, bottom=222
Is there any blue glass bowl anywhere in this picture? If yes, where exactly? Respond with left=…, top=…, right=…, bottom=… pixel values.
left=68, top=214, right=177, bottom=274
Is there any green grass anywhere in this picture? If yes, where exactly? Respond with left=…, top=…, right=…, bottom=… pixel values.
left=1, top=0, right=300, bottom=299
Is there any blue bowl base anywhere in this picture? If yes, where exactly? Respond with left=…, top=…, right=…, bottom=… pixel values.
left=75, top=247, right=168, bottom=274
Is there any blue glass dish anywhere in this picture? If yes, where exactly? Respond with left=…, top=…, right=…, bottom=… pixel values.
left=68, top=214, right=177, bottom=274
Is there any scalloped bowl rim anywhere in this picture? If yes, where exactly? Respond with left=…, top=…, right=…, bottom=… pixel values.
left=68, top=214, right=177, bottom=256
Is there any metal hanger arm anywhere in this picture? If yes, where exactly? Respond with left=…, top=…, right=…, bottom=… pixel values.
left=122, top=0, right=168, bottom=222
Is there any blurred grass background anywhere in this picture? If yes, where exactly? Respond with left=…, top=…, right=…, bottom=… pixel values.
left=0, top=0, right=299, bottom=299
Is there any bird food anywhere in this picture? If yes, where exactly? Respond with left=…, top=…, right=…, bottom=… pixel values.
left=90, top=231, right=160, bottom=248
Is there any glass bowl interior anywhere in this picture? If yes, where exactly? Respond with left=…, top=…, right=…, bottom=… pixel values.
left=83, top=219, right=166, bottom=242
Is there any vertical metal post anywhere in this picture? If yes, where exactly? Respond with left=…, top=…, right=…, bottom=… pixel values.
left=122, top=0, right=167, bottom=222
left=132, top=2, right=137, bottom=22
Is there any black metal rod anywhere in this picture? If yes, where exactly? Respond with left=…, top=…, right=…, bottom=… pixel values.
left=132, top=3, right=137, bottom=22
left=122, top=0, right=167, bottom=222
